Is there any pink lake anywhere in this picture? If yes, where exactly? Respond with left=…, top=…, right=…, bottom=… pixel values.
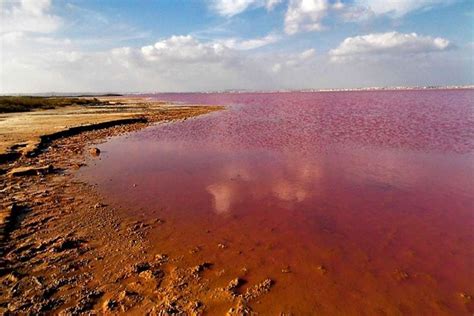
left=80, top=90, right=474, bottom=314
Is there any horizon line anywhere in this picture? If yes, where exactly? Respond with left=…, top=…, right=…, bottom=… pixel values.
left=1, top=84, right=473, bottom=96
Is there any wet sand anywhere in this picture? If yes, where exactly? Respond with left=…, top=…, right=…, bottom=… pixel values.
left=0, top=101, right=253, bottom=314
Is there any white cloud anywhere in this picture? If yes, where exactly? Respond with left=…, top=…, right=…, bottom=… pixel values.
left=217, top=34, right=280, bottom=50
left=0, top=0, right=61, bottom=34
left=266, top=0, right=283, bottom=9
left=140, top=35, right=230, bottom=63
left=0, top=0, right=469, bottom=94
left=1, top=32, right=275, bottom=92
left=284, top=0, right=329, bottom=34
left=3, top=28, right=469, bottom=94
left=210, top=0, right=281, bottom=16
left=209, top=1, right=455, bottom=35
left=329, top=32, right=451, bottom=61
left=355, top=0, right=451, bottom=18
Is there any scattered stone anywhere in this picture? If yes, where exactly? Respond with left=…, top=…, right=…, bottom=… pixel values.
left=153, top=218, right=165, bottom=224
left=218, top=243, right=227, bottom=249
left=53, top=238, right=84, bottom=252
left=191, top=262, right=212, bottom=274
left=227, top=299, right=253, bottom=315
left=281, top=266, right=291, bottom=273
left=8, top=165, right=54, bottom=177
left=65, top=289, right=103, bottom=314
left=243, top=279, right=273, bottom=301
left=3, top=272, right=21, bottom=284
left=189, top=246, right=201, bottom=254
left=138, top=270, right=154, bottom=280
left=154, top=253, right=168, bottom=263
left=459, top=292, right=472, bottom=301
left=89, top=147, right=101, bottom=156
left=103, top=299, right=118, bottom=311
left=226, top=278, right=243, bottom=291
left=131, top=262, right=151, bottom=273
left=35, top=298, right=65, bottom=313
left=317, top=265, right=327, bottom=274
left=394, top=269, right=409, bottom=281
left=117, top=290, right=143, bottom=311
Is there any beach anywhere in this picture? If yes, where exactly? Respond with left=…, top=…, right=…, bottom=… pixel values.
left=0, top=98, right=241, bottom=314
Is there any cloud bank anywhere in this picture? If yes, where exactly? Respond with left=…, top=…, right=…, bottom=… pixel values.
left=329, top=32, right=451, bottom=61
left=1, top=0, right=62, bottom=34
left=0, top=0, right=472, bottom=93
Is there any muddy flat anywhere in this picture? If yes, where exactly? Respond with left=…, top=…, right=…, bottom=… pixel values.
left=1, top=99, right=226, bottom=314
left=0, top=98, right=214, bottom=158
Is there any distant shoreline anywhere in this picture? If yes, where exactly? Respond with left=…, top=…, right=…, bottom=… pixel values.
left=1, top=85, right=473, bottom=97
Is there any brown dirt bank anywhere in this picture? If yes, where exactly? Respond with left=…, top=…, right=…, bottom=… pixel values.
left=0, top=102, right=274, bottom=314
left=0, top=97, right=198, bottom=161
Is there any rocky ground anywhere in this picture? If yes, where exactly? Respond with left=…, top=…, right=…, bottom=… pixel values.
left=0, top=105, right=275, bottom=315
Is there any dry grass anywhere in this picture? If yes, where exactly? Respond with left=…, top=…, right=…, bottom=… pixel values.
left=0, top=96, right=109, bottom=113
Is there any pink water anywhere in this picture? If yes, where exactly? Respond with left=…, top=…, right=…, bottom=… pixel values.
left=80, top=90, right=474, bottom=314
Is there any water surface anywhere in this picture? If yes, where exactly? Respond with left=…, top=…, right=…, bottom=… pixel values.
left=80, top=90, right=474, bottom=314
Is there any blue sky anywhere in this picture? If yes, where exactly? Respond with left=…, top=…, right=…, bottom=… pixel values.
left=1, top=0, right=473, bottom=92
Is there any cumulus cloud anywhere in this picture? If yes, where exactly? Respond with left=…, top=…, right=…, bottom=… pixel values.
left=209, top=0, right=455, bottom=34
left=329, top=32, right=451, bottom=62
left=355, top=0, right=452, bottom=18
left=1, top=31, right=280, bottom=92
left=140, top=35, right=230, bottom=63
left=2, top=28, right=469, bottom=94
left=0, top=0, right=62, bottom=34
left=210, top=0, right=281, bottom=16
left=0, top=2, right=469, bottom=93
left=284, top=0, right=329, bottom=34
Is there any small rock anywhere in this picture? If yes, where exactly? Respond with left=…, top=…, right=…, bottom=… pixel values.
left=103, top=299, right=118, bottom=311
left=226, top=278, right=243, bottom=291
left=227, top=300, right=253, bottom=315
left=191, top=262, right=212, bottom=274
left=155, top=254, right=168, bottom=263
left=243, top=279, right=273, bottom=301
left=394, top=269, right=409, bottom=281
left=4, top=272, right=21, bottom=284
left=53, top=238, right=84, bottom=252
left=459, top=292, right=472, bottom=301
left=89, top=147, right=101, bottom=156
left=8, top=165, right=54, bottom=177
left=138, top=270, right=154, bottom=280
left=131, top=262, right=151, bottom=273
left=281, top=266, right=291, bottom=273
left=317, top=265, right=327, bottom=274
left=189, top=246, right=201, bottom=254
left=218, top=243, right=227, bottom=249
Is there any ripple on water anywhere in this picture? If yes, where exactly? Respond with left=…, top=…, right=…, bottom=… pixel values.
left=80, top=90, right=474, bottom=315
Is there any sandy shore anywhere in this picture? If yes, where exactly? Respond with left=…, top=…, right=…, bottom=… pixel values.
left=0, top=97, right=210, bottom=160
left=0, top=100, right=272, bottom=314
